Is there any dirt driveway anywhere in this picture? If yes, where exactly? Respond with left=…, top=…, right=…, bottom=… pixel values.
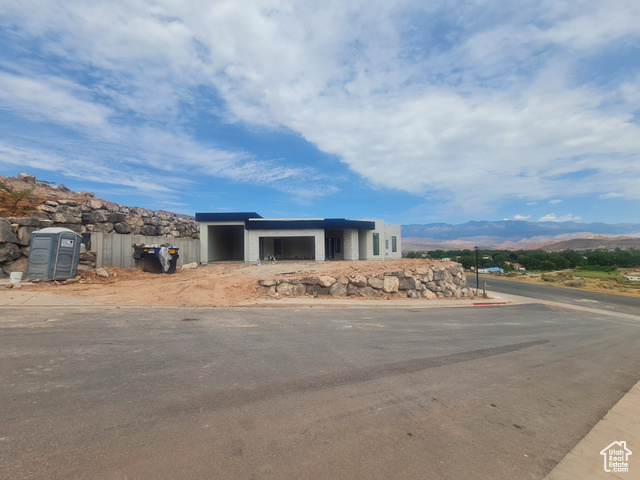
left=10, top=259, right=456, bottom=307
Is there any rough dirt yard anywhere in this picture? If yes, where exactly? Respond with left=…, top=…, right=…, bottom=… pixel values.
left=12, top=259, right=457, bottom=307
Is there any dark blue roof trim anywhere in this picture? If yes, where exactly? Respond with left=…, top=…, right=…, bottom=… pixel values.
left=196, top=212, right=263, bottom=222
left=245, top=219, right=375, bottom=230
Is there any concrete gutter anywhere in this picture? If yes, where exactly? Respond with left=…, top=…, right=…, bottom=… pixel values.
left=242, top=293, right=518, bottom=308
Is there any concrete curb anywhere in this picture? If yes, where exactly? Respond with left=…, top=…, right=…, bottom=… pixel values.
left=545, top=380, right=639, bottom=479
left=0, top=289, right=521, bottom=308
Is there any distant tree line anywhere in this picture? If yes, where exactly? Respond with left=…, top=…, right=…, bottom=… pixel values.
left=405, top=248, right=640, bottom=272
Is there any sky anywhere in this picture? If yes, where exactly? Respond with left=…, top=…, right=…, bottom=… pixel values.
left=1, top=0, right=639, bottom=225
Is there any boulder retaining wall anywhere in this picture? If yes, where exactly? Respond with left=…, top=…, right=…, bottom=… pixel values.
left=258, top=264, right=473, bottom=299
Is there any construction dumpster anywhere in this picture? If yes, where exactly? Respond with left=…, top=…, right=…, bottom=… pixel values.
left=132, top=244, right=179, bottom=274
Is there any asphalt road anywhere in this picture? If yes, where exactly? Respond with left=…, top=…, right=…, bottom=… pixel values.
left=467, top=274, right=640, bottom=316
left=2, top=304, right=640, bottom=480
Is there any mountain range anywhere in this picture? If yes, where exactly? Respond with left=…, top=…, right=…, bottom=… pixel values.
left=401, top=221, right=640, bottom=251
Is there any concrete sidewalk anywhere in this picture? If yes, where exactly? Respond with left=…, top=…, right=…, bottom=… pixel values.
left=0, top=289, right=95, bottom=306
left=545, top=380, right=639, bottom=479
left=0, top=281, right=517, bottom=308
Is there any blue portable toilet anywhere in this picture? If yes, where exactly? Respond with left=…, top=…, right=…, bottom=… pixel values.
left=25, top=227, right=82, bottom=281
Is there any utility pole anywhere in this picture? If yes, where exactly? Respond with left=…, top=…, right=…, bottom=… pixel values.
left=475, top=245, right=479, bottom=292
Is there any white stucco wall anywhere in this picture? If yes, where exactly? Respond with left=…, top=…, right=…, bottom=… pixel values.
left=247, top=229, right=325, bottom=262
left=199, top=218, right=401, bottom=263
left=384, top=224, right=402, bottom=260
left=343, top=229, right=359, bottom=261
left=358, top=219, right=385, bottom=261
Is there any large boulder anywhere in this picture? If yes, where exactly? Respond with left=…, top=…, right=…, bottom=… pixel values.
left=360, top=286, right=378, bottom=297
left=52, top=205, right=82, bottom=224
left=17, top=226, right=37, bottom=246
left=6, top=217, right=39, bottom=227
left=17, top=173, right=36, bottom=183
left=306, top=284, right=328, bottom=297
left=140, top=225, right=157, bottom=236
left=329, top=283, right=347, bottom=297
left=0, top=219, right=19, bottom=243
left=421, top=289, right=437, bottom=299
left=107, top=212, right=125, bottom=224
left=0, top=243, right=21, bottom=263
left=349, top=274, right=367, bottom=287
left=114, top=222, right=131, bottom=234
left=92, top=210, right=110, bottom=223
left=398, top=276, right=417, bottom=290
left=276, top=282, right=295, bottom=296
left=367, top=276, right=384, bottom=289
left=383, top=276, right=399, bottom=293
left=93, top=223, right=114, bottom=233
left=316, top=275, right=336, bottom=287
left=88, top=199, right=104, bottom=210
left=2, top=256, right=28, bottom=274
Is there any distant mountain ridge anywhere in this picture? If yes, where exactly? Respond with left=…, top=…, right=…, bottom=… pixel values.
left=401, top=220, right=640, bottom=251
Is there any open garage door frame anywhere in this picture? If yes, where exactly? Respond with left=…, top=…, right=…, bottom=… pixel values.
left=207, top=224, right=244, bottom=262
left=259, top=236, right=316, bottom=261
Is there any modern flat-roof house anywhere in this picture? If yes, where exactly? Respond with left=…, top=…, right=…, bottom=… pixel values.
left=195, top=212, right=401, bottom=263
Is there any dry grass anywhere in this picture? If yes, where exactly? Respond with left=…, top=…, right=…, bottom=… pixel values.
left=493, top=271, right=640, bottom=298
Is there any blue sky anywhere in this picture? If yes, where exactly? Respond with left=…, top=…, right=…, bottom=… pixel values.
left=1, top=0, right=639, bottom=225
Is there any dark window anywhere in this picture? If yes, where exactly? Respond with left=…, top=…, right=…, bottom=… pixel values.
left=335, top=238, right=341, bottom=253
left=373, top=233, right=380, bottom=256
left=392, top=236, right=397, bottom=252
left=274, top=238, right=282, bottom=256
left=385, top=239, right=389, bottom=250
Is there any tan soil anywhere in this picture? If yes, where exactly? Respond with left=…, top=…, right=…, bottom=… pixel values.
left=15, top=259, right=455, bottom=307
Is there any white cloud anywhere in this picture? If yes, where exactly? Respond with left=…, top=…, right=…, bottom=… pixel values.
left=599, top=192, right=623, bottom=199
left=539, top=213, right=582, bottom=222
left=0, top=71, right=112, bottom=127
left=0, top=0, right=639, bottom=214
left=549, top=199, right=562, bottom=204
left=504, top=214, right=531, bottom=221
left=526, top=202, right=538, bottom=206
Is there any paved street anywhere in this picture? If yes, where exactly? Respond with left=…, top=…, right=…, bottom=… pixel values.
left=468, top=274, right=640, bottom=316
left=2, top=303, right=640, bottom=479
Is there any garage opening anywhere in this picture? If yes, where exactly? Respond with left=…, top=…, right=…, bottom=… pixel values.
left=207, top=225, right=244, bottom=261
left=259, top=236, right=315, bottom=260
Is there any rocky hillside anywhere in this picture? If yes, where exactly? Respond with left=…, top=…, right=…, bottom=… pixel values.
left=0, top=173, right=199, bottom=277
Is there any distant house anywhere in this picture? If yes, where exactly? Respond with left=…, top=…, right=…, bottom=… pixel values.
left=478, top=267, right=504, bottom=274
left=485, top=267, right=504, bottom=273
left=195, top=212, right=401, bottom=263
left=623, top=275, right=640, bottom=282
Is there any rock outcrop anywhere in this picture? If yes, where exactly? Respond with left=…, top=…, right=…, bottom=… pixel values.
left=0, top=173, right=199, bottom=277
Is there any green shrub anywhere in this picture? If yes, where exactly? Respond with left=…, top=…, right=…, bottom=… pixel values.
left=578, top=265, right=617, bottom=272
left=563, top=279, right=586, bottom=288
